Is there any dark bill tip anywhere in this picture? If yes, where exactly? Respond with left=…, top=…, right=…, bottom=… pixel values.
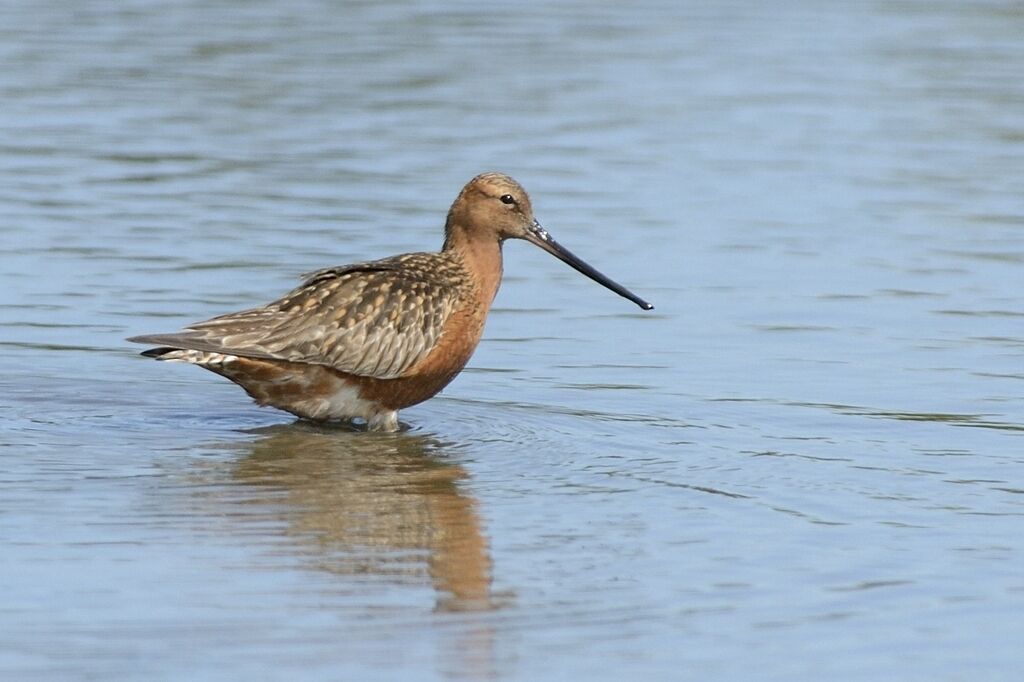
left=524, top=222, right=654, bottom=311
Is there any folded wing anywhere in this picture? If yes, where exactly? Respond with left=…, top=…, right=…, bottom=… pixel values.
left=129, top=258, right=460, bottom=380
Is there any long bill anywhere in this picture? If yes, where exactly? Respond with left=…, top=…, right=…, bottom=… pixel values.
left=523, top=221, right=654, bottom=310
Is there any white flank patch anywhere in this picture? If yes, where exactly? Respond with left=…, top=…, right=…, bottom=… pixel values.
left=292, top=383, right=380, bottom=422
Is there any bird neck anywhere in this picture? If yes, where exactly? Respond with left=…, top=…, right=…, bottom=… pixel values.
left=443, top=224, right=504, bottom=306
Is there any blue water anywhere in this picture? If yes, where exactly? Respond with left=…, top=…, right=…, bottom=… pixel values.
left=1, top=1, right=1022, bottom=680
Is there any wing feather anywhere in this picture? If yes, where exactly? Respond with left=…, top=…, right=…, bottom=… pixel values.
left=131, top=256, right=462, bottom=380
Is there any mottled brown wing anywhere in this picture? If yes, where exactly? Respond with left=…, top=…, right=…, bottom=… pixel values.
left=133, top=257, right=461, bottom=380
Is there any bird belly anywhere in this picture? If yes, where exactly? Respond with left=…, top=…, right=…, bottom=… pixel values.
left=160, top=350, right=385, bottom=424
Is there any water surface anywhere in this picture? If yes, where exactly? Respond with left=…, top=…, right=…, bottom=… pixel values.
left=1, top=1, right=1022, bottom=680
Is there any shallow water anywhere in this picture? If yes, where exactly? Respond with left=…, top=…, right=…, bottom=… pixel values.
left=2, top=1, right=1022, bottom=680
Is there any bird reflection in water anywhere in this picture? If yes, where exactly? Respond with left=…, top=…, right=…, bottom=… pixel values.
left=222, top=423, right=500, bottom=613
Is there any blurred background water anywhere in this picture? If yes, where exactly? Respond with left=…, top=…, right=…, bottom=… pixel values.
left=1, top=1, right=1022, bottom=680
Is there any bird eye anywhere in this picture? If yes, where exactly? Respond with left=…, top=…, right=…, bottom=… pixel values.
left=500, top=194, right=516, bottom=205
